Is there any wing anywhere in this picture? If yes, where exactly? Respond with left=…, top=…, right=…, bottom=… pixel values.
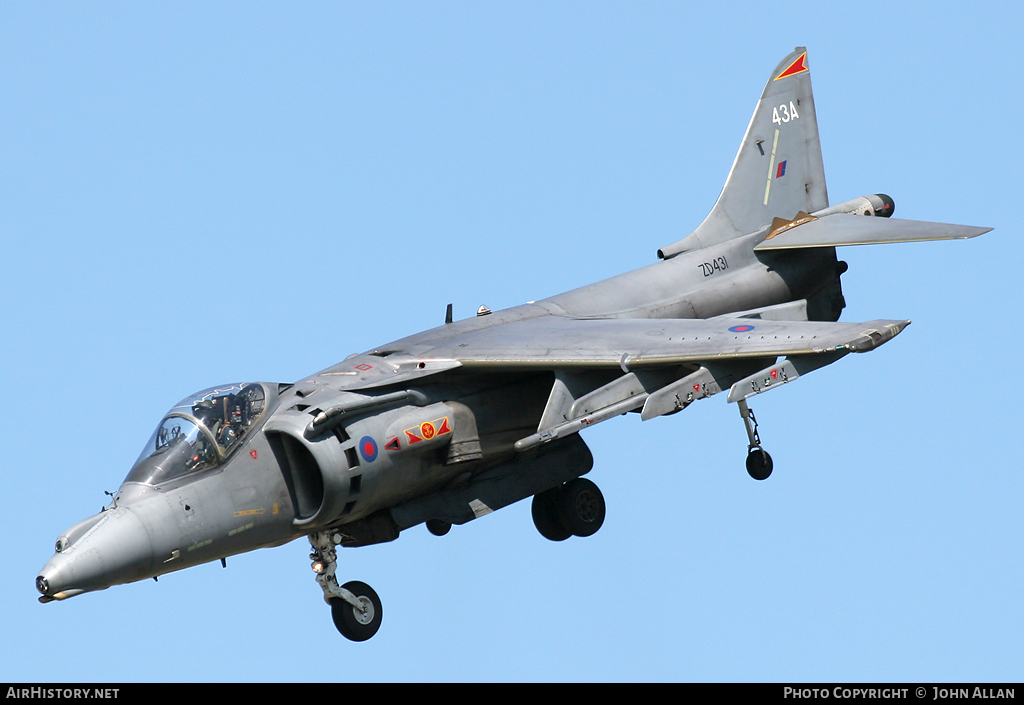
left=403, top=315, right=908, bottom=369
left=316, top=315, right=909, bottom=451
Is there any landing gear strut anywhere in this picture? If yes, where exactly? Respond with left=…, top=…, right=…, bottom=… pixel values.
left=738, top=399, right=773, bottom=481
left=309, top=531, right=383, bottom=642
left=532, top=478, right=606, bottom=541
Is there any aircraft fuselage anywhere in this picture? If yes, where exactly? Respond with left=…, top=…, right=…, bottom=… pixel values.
left=37, top=234, right=840, bottom=602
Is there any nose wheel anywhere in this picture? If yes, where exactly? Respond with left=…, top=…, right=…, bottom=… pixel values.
left=309, top=531, right=383, bottom=641
left=329, top=581, right=382, bottom=642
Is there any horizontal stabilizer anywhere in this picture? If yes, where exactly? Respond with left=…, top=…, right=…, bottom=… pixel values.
left=754, top=213, right=991, bottom=251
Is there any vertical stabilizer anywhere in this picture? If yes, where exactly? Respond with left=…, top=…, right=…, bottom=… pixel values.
left=659, top=47, right=828, bottom=258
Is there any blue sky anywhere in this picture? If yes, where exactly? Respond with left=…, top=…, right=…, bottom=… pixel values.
left=2, top=2, right=1022, bottom=682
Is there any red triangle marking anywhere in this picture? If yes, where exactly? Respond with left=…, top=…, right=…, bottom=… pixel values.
left=775, top=52, right=808, bottom=80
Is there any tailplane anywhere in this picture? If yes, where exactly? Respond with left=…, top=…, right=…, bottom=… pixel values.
left=659, top=47, right=828, bottom=258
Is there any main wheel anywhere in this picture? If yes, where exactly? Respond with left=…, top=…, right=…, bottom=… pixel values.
left=532, top=487, right=571, bottom=541
left=330, top=581, right=383, bottom=642
left=556, top=478, right=605, bottom=537
left=745, top=448, right=773, bottom=481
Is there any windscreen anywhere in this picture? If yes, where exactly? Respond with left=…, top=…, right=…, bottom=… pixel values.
left=125, top=383, right=268, bottom=485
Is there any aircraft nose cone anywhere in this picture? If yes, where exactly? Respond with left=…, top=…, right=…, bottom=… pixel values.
left=37, top=507, right=155, bottom=601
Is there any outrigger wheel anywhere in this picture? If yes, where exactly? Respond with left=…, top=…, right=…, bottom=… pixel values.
left=738, top=399, right=773, bottom=480
left=745, top=448, right=774, bottom=481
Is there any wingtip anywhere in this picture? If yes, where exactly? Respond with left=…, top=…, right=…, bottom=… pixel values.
left=848, top=320, right=911, bottom=352
left=887, top=319, right=912, bottom=338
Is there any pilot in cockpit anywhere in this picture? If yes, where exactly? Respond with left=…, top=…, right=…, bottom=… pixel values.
left=192, top=399, right=222, bottom=433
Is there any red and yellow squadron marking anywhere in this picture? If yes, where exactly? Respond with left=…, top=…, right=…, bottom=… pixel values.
left=774, top=52, right=808, bottom=80
left=400, top=416, right=452, bottom=447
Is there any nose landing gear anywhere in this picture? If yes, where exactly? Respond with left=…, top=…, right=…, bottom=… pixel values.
left=309, top=531, right=383, bottom=642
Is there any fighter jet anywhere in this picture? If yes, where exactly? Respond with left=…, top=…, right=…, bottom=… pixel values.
left=36, top=48, right=989, bottom=641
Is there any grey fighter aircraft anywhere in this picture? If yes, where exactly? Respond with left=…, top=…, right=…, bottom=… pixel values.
left=37, top=48, right=989, bottom=641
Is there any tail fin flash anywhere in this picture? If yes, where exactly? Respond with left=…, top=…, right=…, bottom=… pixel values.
left=659, top=47, right=828, bottom=258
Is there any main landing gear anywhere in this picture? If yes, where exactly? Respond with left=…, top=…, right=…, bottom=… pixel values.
left=532, top=477, right=606, bottom=541
left=738, top=399, right=773, bottom=481
left=309, top=531, right=383, bottom=642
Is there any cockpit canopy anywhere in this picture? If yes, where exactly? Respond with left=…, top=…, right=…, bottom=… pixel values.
left=125, top=383, right=269, bottom=486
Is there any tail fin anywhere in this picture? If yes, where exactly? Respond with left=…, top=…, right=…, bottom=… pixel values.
left=659, top=47, right=828, bottom=258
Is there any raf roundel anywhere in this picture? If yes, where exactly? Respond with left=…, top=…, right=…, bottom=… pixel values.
left=359, top=436, right=378, bottom=463
left=729, top=324, right=756, bottom=333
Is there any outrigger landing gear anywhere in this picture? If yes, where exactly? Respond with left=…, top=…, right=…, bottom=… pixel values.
left=737, top=399, right=773, bottom=481
left=309, top=531, right=383, bottom=642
